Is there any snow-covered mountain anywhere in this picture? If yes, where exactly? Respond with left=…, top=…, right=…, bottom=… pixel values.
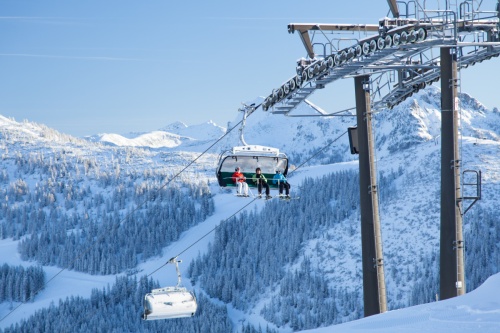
left=91, top=131, right=189, bottom=148
left=160, top=120, right=226, bottom=141
left=84, top=85, right=500, bottom=168
left=86, top=120, right=227, bottom=150
left=84, top=98, right=357, bottom=165
left=1, top=86, right=500, bottom=333
left=0, top=115, right=89, bottom=147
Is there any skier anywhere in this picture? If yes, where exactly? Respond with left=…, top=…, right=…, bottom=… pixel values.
left=252, top=167, right=271, bottom=199
left=232, top=167, right=249, bottom=197
left=273, top=169, right=291, bottom=199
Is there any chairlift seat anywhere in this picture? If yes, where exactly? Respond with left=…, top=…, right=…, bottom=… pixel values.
left=216, top=145, right=289, bottom=189
left=143, top=286, right=197, bottom=320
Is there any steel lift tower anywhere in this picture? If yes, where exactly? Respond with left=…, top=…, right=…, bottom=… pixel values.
left=256, top=0, right=499, bottom=316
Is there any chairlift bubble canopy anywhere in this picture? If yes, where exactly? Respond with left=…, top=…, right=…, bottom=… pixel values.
left=216, top=145, right=289, bottom=188
left=142, top=259, right=197, bottom=320
left=142, top=286, right=197, bottom=320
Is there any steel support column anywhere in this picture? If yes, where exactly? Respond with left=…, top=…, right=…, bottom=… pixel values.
left=440, top=47, right=465, bottom=300
left=354, top=76, right=387, bottom=316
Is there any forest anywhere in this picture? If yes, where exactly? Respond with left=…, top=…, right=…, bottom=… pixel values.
left=0, top=265, right=45, bottom=304
left=1, top=116, right=499, bottom=332
left=1, top=276, right=237, bottom=333
left=1, top=149, right=214, bottom=275
left=189, top=170, right=500, bottom=330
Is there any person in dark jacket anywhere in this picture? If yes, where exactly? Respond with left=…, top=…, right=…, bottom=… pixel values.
left=252, top=167, right=271, bottom=199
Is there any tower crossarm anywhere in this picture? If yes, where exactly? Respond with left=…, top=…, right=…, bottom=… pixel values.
left=263, top=1, right=500, bottom=115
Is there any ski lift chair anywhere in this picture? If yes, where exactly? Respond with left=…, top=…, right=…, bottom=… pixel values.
left=142, top=258, right=197, bottom=320
left=216, top=145, right=289, bottom=189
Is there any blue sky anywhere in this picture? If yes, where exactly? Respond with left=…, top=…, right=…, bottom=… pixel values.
left=0, top=0, right=499, bottom=137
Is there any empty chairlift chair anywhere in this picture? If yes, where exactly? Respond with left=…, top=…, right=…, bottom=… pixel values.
left=142, top=258, right=197, bottom=320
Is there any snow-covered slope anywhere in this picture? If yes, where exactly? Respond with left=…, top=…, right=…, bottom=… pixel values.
left=1, top=86, right=499, bottom=332
left=0, top=115, right=88, bottom=147
left=186, top=87, right=500, bottom=332
left=303, top=272, right=500, bottom=333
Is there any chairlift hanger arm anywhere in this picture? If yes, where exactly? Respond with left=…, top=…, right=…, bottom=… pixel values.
left=238, top=102, right=263, bottom=145
left=167, top=257, right=183, bottom=287
left=242, top=102, right=262, bottom=118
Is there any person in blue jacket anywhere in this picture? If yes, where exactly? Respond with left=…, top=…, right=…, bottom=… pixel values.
left=273, top=169, right=290, bottom=198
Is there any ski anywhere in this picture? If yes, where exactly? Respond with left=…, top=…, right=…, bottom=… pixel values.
left=277, top=196, right=299, bottom=201
left=253, top=195, right=299, bottom=201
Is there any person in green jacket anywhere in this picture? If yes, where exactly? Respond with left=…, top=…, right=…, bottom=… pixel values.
left=252, top=167, right=271, bottom=199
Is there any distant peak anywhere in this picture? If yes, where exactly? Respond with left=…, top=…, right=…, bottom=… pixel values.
left=161, top=121, right=187, bottom=132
